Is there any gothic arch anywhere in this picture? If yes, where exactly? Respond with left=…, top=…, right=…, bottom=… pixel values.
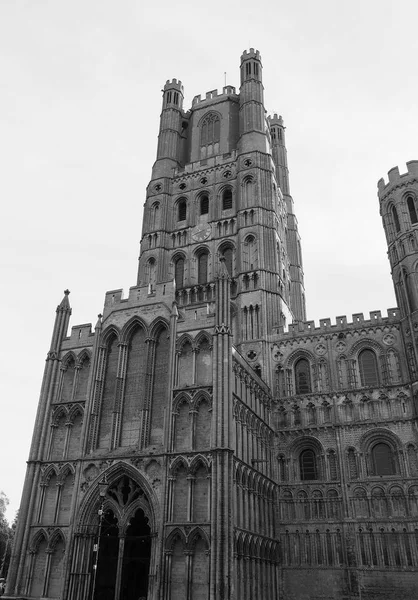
left=193, top=390, right=212, bottom=409
left=194, top=330, right=212, bottom=348
left=75, top=348, right=91, bottom=367
left=48, top=528, right=66, bottom=551
left=173, top=392, right=192, bottom=412
left=169, top=456, right=189, bottom=476
left=61, top=351, right=76, bottom=368
left=51, top=405, right=68, bottom=425
left=68, top=404, right=84, bottom=422
left=77, top=461, right=159, bottom=532
left=58, top=463, right=75, bottom=482
left=120, top=315, right=148, bottom=343
left=176, top=333, right=194, bottom=352
left=101, top=324, right=121, bottom=346
left=149, top=316, right=170, bottom=339
left=41, top=464, right=59, bottom=484
left=29, top=529, right=48, bottom=552
left=187, top=526, right=210, bottom=551
left=165, top=528, right=187, bottom=550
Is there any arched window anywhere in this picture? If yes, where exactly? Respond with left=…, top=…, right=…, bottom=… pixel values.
left=151, top=202, right=160, bottom=229
left=300, top=449, right=318, bottom=480
left=200, top=194, right=209, bottom=215
left=407, top=195, right=418, bottom=224
left=371, top=442, right=396, bottom=476
left=242, top=235, right=257, bottom=271
left=222, top=188, right=233, bottom=211
left=147, top=258, right=156, bottom=292
left=358, top=349, right=379, bottom=387
left=178, top=199, right=187, bottom=222
left=197, top=251, right=209, bottom=284
left=295, top=358, right=311, bottom=394
left=392, top=205, right=400, bottom=233
left=174, top=257, right=185, bottom=289
left=221, top=247, right=233, bottom=276
left=200, top=113, right=220, bottom=146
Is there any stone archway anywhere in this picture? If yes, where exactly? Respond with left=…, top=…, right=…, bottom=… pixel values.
left=68, top=469, right=157, bottom=600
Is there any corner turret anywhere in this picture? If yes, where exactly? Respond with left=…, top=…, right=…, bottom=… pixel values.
left=378, top=161, right=418, bottom=382
left=153, top=78, right=185, bottom=179
left=239, top=48, right=267, bottom=153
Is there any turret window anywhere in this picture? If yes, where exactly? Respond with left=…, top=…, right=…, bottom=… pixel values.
left=222, top=188, right=233, bottom=211
left=358, top=349, right=379, bottom=387
left=200, top=194, right=209, bottom=215
left=200, top=113, right=220, bottom=147
left=407, top=195, right=418, bottom=224
left=178, top=199, right=187, bottom=222
left=295, top=358, right=311, bottom=394
left=392, top=205, right=400, bottom=233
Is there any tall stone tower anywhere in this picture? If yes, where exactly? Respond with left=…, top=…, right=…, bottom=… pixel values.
left=6, top=48, right=300, bottom=600
left=379, top=161, right=418, bottom=385
left=6, top=49, right=418, bottom=600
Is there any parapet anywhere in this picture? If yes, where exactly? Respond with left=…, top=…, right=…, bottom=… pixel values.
left=62, top=323, right=94, bottom=347
left=191, top=85, right=237, bottom=107
left=163, top=78, right=184, bottom=93
left=283, top=308, right=400, bottom=337
left=240, top=48, right=262, bottom=62
left=377, top=160, right=418, bottom=197
left=267, top=114, right=284, bottom=127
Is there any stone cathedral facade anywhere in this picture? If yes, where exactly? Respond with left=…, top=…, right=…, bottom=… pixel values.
left=6, top=49, right=418, bottom=600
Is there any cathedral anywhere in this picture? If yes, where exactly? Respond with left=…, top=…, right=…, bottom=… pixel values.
left=5, top=49, right=418, bottom=600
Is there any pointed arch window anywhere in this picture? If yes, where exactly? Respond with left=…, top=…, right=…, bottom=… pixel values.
left=174, top=256, right=185, bottom=289
left=222, top=188, right=233, bottom=211
left=392, top=205, right=400, bottom=233
left=178, top=198, right=187, bottom=222
left=407, top=195, right=418, bottom=225
left=200, top=113, right=220, bottom=147
left=200, top=194, right=209, bottom=215
left=358, top=349, right=379, bottom=387
left=294, top=358, right=311, bottom=394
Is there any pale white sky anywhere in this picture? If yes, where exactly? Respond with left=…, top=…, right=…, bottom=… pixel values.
left=1, top=0, right=417, bottom=522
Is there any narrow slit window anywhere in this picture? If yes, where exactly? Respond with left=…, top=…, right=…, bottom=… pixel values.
left=392, top=205, right=400, bottom=233
left=200, top=194, right=209, bottom=215
left=222, top=188, right=233, bottom=210
left=178, top=199, right=187, bottom=222
left=407, top=196, right=418, bottom=224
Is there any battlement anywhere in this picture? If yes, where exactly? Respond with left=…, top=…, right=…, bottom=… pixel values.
left=377, top=160, right=418, bottom=196
left=102, top=281, right=174, bottom=318
left=163, top=78, right=184, bottom=93
left=240, top=48, right=261, bottom=62
left=191, top=85, right=237, bottom=107
left=267, top=113, right=284, bottom=127
left=279, top=308, right=400, bottom=337
left=62, top=323, right=94, bottom=348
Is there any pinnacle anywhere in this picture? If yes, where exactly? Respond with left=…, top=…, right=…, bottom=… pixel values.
left=58, top=289, right=71, bottom=310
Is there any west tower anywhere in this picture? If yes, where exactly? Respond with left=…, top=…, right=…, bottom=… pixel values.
left=6, top=50, right=418, bottom=600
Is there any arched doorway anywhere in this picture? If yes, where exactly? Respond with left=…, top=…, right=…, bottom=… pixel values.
left=91, top=476, right=153, bottom=600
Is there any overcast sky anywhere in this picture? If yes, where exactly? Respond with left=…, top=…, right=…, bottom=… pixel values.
left=1, top=0, right=417, bottom=522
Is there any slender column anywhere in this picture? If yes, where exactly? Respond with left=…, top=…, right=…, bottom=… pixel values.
left=114, top=535, right=125, bottom=600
